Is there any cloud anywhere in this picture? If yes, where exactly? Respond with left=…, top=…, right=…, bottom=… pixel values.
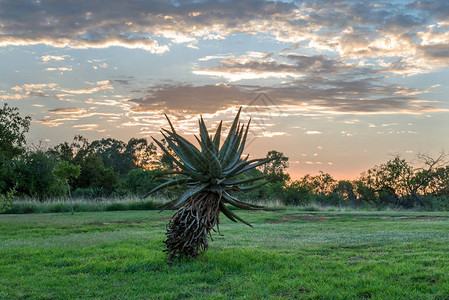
left=38, top=109, right=120, bottom=127
left=260, top=131, right=288, bottom=138
left=1, top=0, right=448, bottom=74
left=0, top=92, right=23, bottom=100
left=194, top=51, right=362, bottom=81
left=47, top=107, right=87, bottom=114
left=60, top=80, right=113, bottom=94
left=11, top=83, right=58, bottom=92
left=128, top=74, right=449, bottom=118
left=9, top=81, right=114, bottom=103
left=1, top=0, right=292, bottom=53
left=72, top=123, right=105, bottom=132
left=41, top=55, right=70, bottom=63
left=45, top=67, right=72, bottom=72
left=198, top=54, right=234, bottom=61
left=129, top=83, right=253, bottom=115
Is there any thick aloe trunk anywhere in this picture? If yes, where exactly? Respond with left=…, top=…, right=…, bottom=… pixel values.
left=164, top=192, right=221, bottom=259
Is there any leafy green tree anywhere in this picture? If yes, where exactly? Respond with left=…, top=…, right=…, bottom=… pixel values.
left=333, top=180, right=357, bottom=206
left=357, top=156, right=412, bottom=206
left=49, top=135, right=91, bottom=164
left=75, top=155, right=119, bottom=193
left=88, top=137, right=158, bottom=176
left=20, top=151, right=66, bottom=200
left=0, top=103, right=31, bottom=159
left=261, top=150, right=290, bottom=182
left=282, top=179, right=314, bottom=206
left=0, top=104, right=31, bottom=196
left=311, top=171, right=337, bottom=196
left=126, top=138, right=158, bottom=169
left=89, top=138, right=128, bottom=174
left=428, top=166, right=449, bottom=196
left=407, top=152, right=448, bottom=203
left=0, top=186, right=16, bottom=213
left=53, top=161, right=81, bottom=214
left=356, top=154, right=447, bottom=208
left=126, top=168, right=164, bottom=197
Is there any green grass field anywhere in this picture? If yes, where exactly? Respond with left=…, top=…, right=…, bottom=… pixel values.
left=1, top=209, right=449, bottom=299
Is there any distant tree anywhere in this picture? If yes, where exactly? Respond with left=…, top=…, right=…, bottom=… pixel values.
left=126, top=138, right=158, bottom=169
left=88, top=138, right=128, bottom=174
left=0, top=103, right=31, bottom=159
left=357, top=154, right=448, bottom=208
left=49, top=135, right=91, bottom=164
left=53, top=161, right=81, bottom=214
left=87, top=137, right=158, bottom=176
left=281, top=179, right=314, bottom=206
left=333, top=180, right=357, bottom=206
left=74, top=155, right=119, bottom=193
left=48, top=141, right=74, bottom=162
left=357, top=156, right=412, bottom=206
left=427, top=166, right=449, bottom=196
left=126, top=168, right=164, bottom=197
left=0, top=104, right=31, bottom=196
left=261, top=150, right=290, bottom=182
left=0, top=185, right=16, bottom=213
left=20, top=151, right=66, bottom=200
left=311, top=171, right=337, bottom=196
left=408, top=152, right=448, bottom=202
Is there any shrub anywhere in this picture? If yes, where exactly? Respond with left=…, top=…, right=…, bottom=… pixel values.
left=0, top=187, right=16, bottom=213
left=105, top=202, right=126, bottom=211
left=125, top=168, right=163, bottom=197
left=126, top=200, right=159, bottom=211
left=72, top=188, right=92, bottom=199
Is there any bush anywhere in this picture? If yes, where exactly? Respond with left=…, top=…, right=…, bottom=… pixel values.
left=3, top=198, right=162, bottom=214
left=5, top=202, right=38, bottom=214
left=0, top=186, right=16, bottom=213
left=46, top=203, right=71, bottom=213
left=105, top=202, right=127, bottom=211
left=282, top=182, right=314, bottom=206
left=72, top=188, right=92, bottom=199
left=126, top=168, right=163, bottom=197
left=420, top=195, right=449, bottom=211
left=126, top=201, right=159, bottom=210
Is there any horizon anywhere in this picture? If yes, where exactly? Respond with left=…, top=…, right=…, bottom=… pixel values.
left=1, top=0, right=448, bottom=180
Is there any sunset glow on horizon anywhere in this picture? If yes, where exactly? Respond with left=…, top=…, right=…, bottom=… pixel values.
left=1, top=0, right=449, bottom=180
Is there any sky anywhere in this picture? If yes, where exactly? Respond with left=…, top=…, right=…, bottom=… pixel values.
left=1, top=0, right=449, bottom=179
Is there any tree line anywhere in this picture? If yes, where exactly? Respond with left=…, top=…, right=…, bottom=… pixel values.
left=1, top=103, right=449, bottom=211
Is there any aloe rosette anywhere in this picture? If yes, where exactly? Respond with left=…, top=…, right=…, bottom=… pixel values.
left=147, top=108, right=272, bottom=259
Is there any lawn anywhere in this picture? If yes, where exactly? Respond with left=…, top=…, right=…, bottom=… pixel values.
left=1, top=209, right=449, bottom=299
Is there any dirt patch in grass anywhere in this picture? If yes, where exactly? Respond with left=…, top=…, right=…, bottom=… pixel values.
left=265, top=218, right=287, bottom=224
left=398, top=217, right=446, bottom=220
left=282, top=214, right=328, bottom=222
left=356, top=216, right=447, bottom=220
left=88, top=220, right=145, bottom=226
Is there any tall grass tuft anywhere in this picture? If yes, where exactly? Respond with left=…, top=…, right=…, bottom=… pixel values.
left=2, top=196, right=163, bottom=214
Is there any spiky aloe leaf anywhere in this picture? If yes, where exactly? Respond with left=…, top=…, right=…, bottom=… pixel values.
left=218, top=107, right=241, bottom=161
left=222, top=191, right=263, bottom=209
left=174, top=182, right=209, bottom=208
left=223, top=175, right=266, bottom=186
left=143, top=177, right=190, bottom=199
left=224, top=119, right=251, bottom=170
left=219, top=202, right=252, bottom=227
left=162, top=129, right=207, bottom=172
left=212, top=121, right=222, bottom=153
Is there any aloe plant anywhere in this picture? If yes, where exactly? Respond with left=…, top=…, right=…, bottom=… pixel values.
left=147, top=108, right=272, bottom=259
